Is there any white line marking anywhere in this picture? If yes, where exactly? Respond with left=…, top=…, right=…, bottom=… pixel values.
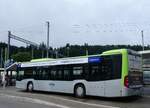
left=0, top=94, right=70, bottom=108
left=0, top=93, right=120, bottom=108
left=41, top=94, right=120, bottom=108
left=144, top=95, right=150, bottom=98
left=31, top=94, right=120, bottom=108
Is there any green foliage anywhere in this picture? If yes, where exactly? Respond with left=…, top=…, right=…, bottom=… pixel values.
left=11, top=52, right=31, bottom=62
left=1, top=42, right=150, bottom=63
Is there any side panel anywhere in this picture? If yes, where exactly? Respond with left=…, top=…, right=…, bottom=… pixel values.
left=104, top=79, right=122, bottom=97
left=35, top=80, right=74, bottom=93
left=16, top=79, right=34, bottom=90
left=48, top=80, right=74, bottom=93
left=86, top=81, right=105, bottom=96
left=16, top=81, right=26, bottom=89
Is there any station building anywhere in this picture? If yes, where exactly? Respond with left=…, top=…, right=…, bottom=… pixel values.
left=139, top=50, right=150, bottom=84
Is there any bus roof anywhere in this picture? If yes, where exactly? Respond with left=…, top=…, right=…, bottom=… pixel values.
left=31, top=58, right=55, bottom=62
left=20, top=49, right=129, bottom=68
left=30, top=49, right=127, bottom=63
left=102, top=49, right=127, bottom=55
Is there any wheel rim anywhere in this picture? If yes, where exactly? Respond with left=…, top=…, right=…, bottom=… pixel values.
left=76, top=87, right=84, bottom=97
left=28, top=83, right=33, bottom=91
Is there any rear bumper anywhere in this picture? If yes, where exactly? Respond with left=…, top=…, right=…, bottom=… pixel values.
left=122, top=86, right=143, bottom=96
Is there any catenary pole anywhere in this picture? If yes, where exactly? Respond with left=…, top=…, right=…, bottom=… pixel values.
left=46, top=21, right=50, bottom=58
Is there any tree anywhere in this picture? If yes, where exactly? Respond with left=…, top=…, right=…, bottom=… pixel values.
left=12, top=52, right=31, bottom=62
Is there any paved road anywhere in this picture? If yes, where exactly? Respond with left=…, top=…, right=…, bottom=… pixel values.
left=0, top=86, right=150, bottom=108
left=0, top=96, right=53, bottom=108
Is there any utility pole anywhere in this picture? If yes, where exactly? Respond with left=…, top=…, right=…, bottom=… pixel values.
left=0, top=48, right=3, bottom=68
left=31, top=46, right=34, bottom=59
left=8, top=31, right=11, bottom=60
left=141, top=30, right=144, bottom=51
left=46, top=21, right=50, bottom=58
left=85, top=43, right=88, bottom=56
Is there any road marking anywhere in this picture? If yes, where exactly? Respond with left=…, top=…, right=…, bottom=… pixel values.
left=46, top=95, right=120, bottom=108
left=0, top=93, right=120, bottom=108
left=0, top=94, right=70, bottom=108
left=34, top=94, right=120, bottom=108
left=144, top=95, right=150, bottom=98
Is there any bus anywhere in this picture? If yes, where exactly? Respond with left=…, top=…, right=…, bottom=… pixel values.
left=16, top=49, right=143, bottom=97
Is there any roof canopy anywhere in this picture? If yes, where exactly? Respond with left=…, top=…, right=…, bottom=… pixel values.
left=6, top=62, right=18, bottom=71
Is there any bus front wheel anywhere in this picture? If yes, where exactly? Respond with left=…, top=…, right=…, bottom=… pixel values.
left=74, top=84, right=86, bottom=98
left=27, top=82, right=33, bottom=92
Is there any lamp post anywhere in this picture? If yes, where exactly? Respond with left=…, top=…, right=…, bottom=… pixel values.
left=141, top=30, right=144, bottom=51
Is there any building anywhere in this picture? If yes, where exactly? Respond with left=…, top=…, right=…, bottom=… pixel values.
left=139, top=50, right=150, bottom=84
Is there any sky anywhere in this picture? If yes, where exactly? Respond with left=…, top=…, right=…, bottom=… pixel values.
left=0, top=0, right=150, bottom=48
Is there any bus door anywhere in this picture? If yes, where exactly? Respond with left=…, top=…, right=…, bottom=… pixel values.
left=104, top=54, right=122, bottom=97
left=49, top=66, right=73, bottom=93
left=35, top=67, right=50, bottom=91
left=87, top=63, right=105, bottom=96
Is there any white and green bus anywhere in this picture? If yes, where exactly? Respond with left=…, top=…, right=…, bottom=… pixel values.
left=16, top=49, right=143, bottom=97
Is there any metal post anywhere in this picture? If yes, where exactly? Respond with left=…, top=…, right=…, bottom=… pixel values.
left=5, top=48, right=7, bottom=62
left=8, top=31, right=11, bottom=60
left=47, top=21, right=50, bottom=58
left=55, top=50, right=58, bottom=58
left=42, top=50, right=44, bottom=58
left=141, top=30, right=144, bottom=51
left=0, top=48, right=3, bottom=68
left=31, top=46, right=34, bottom=59
left=3, top=47, right=8, bottom=89
left=85, top=43, right=88, bottom=56
left=86, top=49, right=88, bottom=56
left=67, top=47, right=69, bottom=57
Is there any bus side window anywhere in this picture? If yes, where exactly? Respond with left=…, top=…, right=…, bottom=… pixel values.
left=16, top=68, right=24, bottom=81
left=88, top=63, right=101, bottom=81
left=57, top=69, right=63, bottom=80
left=24, top=67, right=33, bottom=79
left=42, top=66, right=50, bottom=80
left=73, top=66, right=83, bottom=79
left=33, top=67, right=38, bottom=80
left=101, top=56, right=113, bottom=80
left=112, top=54, right=122, bottom=79
left=101, top=54, right=122, bottom=80
left=50, top=67, right=57, bottom=80
left=63, top=65, right=72, bottom=81
left=84, top=64, right=89, bottom=80
left=36, top=67, right=42, bottom=80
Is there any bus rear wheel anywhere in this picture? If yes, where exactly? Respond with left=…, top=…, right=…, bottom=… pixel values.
left=74, top=84, right=86, bottom=98
left=27, top=82, right=33, bottom=92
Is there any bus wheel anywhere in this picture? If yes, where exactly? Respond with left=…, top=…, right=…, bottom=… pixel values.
left=74, top=84, right=86, bottom=98
left=27, top=82, right=33, bottom=92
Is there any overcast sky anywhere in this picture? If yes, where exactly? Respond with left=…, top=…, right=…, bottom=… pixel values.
left=0, top=0, right=150, bottom=47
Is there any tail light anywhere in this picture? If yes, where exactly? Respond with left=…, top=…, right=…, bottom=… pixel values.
left=124, top=76, right=129, bottom=88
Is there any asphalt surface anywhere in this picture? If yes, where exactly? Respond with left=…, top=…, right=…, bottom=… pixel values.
left=0, top=86, right=150, bottom=108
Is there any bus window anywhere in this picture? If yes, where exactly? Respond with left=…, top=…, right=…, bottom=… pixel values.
left=57, top=69, right=63, bottom=80
left=16, top=68, right=24, bottom=81
left=101, top=54, right=122, bottom=80
left=40, top=67, right=50, bottom=80
left=88, top=64, right=101, bottom=81
left=73, top=66, right=83, bottom=79
left=101, top=56, right=112, bottom=80
left=112, top=54, right=122, bottom=79
left=50, top=67, right=57, bottom=80
left=24, top=67, right=33, bottom=79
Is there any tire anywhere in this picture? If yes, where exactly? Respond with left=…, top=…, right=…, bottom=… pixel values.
left=74, top=84, right=86, bottom=98
left=27, top=82, right=33, bottom=92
